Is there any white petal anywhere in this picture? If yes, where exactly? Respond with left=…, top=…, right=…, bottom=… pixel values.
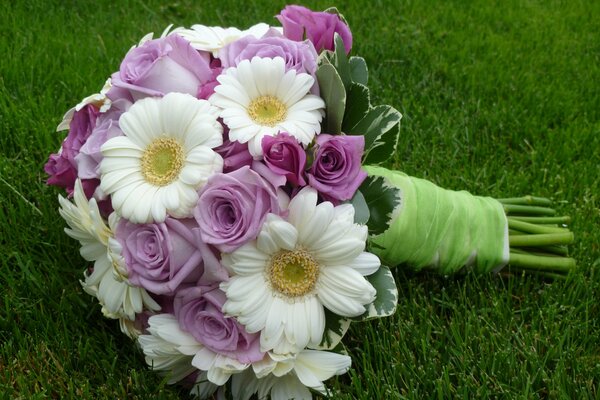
left=257, top=229, right=280, bottom=255
left=295, top=350, right=351, bottom=382
left=346, top=252, right=381, bottom=276
left=266, top=217, right=298, bottom=251
left=261, top=297, right=287, bottom=352
left=287, top=187, right=318, bottom=232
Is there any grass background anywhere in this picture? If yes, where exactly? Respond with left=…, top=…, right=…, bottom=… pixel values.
left=1, top=0, right=599, bottom=398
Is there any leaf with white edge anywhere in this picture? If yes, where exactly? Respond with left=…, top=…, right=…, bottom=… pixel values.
left=348, top=105, right=402, bottom=163
left=350, top=189, right=369, bottom=225
left=359, top=175, right=400, bottom=235
left=342, top=83, right=370, bottom=133
left=349, top=56, right=368, bottom=86
left=316, top=63, right=346, bottom=134
left=364, top=122, right=401, bottom=165
left=359, top=265, right=398, bottom=320
left=315, top=310, right=351, bottom=350
left=330, top=34, right=351, bottom=89
left=349, top=104, right=402, bottom=150
left=317, top=49, right=334, bottom=67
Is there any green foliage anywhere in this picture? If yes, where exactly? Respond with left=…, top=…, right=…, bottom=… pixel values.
left=359, top=266, right=398, bottom=320
left=316, top=61, right=346, bottom=134
left=1, top=0, right=600, bottom=399
left=360, top=175, right=400, bottom=235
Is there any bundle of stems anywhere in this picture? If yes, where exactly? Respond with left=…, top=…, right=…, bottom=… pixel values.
left=497, top=196, right=576, bottom=278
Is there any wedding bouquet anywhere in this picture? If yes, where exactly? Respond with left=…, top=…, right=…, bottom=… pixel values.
left=45, top=4, right=575, bottom=399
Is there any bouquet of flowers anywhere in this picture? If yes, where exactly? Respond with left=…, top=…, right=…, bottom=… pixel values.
left=45, top=4, right=576, bottom=399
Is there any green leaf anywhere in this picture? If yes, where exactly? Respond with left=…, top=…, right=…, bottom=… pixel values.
left=349, top=56, right=368, bottom=86
left=342, top=82, right=370, bottom=132
left=359, top=175, right=400, bottom=235
left=348, top=105, right=402, bottom=163
left=316, top=49, right=334, bottom=67
left=350, top=189, right=370, bottom=224
left=359, top=265, right=398, bottom=320
left=364, top=122, right=401, bottom=165
left=331, top=33, right=351, bottom=89
left=316, top=63, right=346, bottom=134
left=315, top=310, right=351, bottom=350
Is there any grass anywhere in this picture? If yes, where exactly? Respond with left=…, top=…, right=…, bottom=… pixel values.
left=1, top=0, right=599, bottom=398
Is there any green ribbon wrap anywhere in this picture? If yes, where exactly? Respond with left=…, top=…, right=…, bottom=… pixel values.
left=365, top=166, right=509, bottom=275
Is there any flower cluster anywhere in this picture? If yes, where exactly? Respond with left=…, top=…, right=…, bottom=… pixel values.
left=47, top=5, right=394, bottom=399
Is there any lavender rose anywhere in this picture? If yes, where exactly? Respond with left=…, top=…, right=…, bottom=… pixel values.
left=111, top=34, right=212, bottom=101
left=220, top=30, right=318, bottom=76
left=76, top=98, right=130, bottom=180
left=117, top=218, right=228, bottom=295
left=174, top=285, right=263, bottom=364
left=214, top=128, right=253, bottom=173
left=276, top=5, right=353, bottom=54
left=194, top=166, right=280, bottom=252
left=45, top=104, right=98, bottom=195
left=307, top=134, right=367, bottom=203
left=262, top=132, right=307, bottom=186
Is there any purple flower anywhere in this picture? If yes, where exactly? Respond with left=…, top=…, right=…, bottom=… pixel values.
left=111, top=34, right=212, bottom=101
left=220, top=30, right=318, bottom=77
left=76, top=99, right=130, bottom=180
left=262, top=132, right=307, bottom=186
left=214, top=128, right=253, bottom=173
left=276, top=5, right=353, bottom=54
left=174, top=285, right=263, bottom=364
left=307, top=134, right=367, bottom=203
left=117, top=218, right=228, bottom=295
left=194, top=166, right=280, bottom=252
left=45, top=104, right=98, bottom=195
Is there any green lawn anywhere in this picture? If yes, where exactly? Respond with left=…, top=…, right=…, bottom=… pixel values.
left=1, top=0, right=599, bottom=398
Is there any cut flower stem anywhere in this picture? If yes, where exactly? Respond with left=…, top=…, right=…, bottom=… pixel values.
left=502, top=196, right=576, bottom=276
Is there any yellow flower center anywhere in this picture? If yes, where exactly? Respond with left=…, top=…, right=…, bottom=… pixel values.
left=247, top=95, right=287, bottom=127
left=141, top=137, right=184, bottom=186
left=268, top=249, right=319, bottom=297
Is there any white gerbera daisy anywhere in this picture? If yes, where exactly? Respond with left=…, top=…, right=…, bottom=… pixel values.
left=138, top=314, right=203, bottom=384
left=220, top=187, right=380, bottom=354
left=100, top=92, right=224, bottom=224
left=209, top=56, right=325, bottom=157
left=232, top=350, right=351, bottom=400
left=59, top=180, right=160, bottom=320
left=139, top=314, right=249, bottom=387
left=172, top=23, right=271, bottom=56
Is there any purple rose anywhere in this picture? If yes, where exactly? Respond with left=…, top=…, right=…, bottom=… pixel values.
left=111, top=34, right=212, bottom=101
left=117, top=218, right=228, bottom=295
left=45, top=104, right=98, bottom=195
left=220, top=30, right=318, bottom=77
left=174, top=285, right=263, bottom=364
left=307, top=134, right=367, bottom=203
left=276, top=5, right=353, bottom=54
left=214, top=128, right=253, bottom=173
left=76, top=99, right=130, bottom=180
left=194, top=166, right=280, bottom=252
left=262, top=132, right=307, bottom=186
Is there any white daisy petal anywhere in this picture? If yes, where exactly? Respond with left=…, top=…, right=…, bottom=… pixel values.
left=210, top=57, right=324, bottom=156
left=221, top=187, right=379, bottom=354
left=100, top=93, right=223, bottom=224
left=346, top=252, right=381, bottom=276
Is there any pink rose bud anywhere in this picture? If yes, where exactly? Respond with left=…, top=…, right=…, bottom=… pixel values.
left=276, top=5, right=353, bottom=54
left=262, top=132, right=307, bottom=186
